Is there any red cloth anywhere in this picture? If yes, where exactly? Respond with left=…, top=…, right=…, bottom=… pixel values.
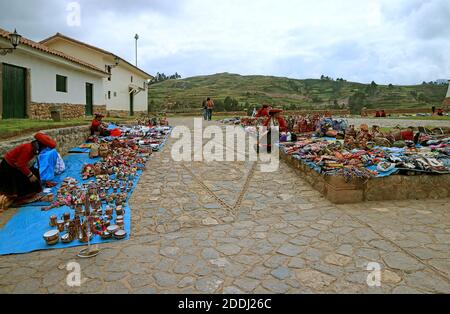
left=401, top=131, right=414, bottom=141
left=91, top=119, right=102, bottom=132
left=207, top=100, right=214, bottom=109
left=264, top=116, right=288, bottom=132
left=4, top=143, right=35, bottom=177
left=110, top=128, right=122, bottom=137
left=255, top=108, right=270, bottom=118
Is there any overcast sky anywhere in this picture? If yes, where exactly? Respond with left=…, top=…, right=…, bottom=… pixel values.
left=0, top=0, right=449, bottom=84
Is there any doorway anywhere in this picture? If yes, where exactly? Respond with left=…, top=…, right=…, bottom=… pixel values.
left=129, top=89, right=134, bottom=116
left=2, top=63, right=26, bottom=119
left=85, top=83, right=93, bottom=116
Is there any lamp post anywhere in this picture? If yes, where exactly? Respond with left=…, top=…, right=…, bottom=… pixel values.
left=134, top=34, right=139, bottom=67
left=0, top=29, right=22, bottom=56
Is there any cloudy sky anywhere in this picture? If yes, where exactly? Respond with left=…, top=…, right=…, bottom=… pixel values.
left=0, top=0, right=449, bottom=84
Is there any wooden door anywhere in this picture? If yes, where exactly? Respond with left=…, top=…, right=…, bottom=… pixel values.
left=130, top=90, right=134, bottom=116
left=2, top=63, right=26, bottom=119
left=85, top=83, right=93, bottom=116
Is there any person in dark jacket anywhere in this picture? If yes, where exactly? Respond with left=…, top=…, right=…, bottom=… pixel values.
left=0, top=133, right=56, bottom=212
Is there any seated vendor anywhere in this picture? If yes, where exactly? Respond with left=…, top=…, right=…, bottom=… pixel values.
left=0, top=133, right=56, bottom=212
left=91, top=113, right=110, bottom=136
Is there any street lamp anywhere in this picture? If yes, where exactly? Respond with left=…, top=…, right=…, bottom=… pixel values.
left=0, top=29, right=22, bottom=56
left=134, top=34, right=139, bottom=67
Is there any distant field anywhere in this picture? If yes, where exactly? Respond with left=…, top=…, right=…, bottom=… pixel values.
left=148, top=73, right=448, bottom=112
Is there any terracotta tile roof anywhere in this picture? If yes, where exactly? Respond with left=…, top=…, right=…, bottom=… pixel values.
left=0, top=28, right=108, bottom=75
left=41, top=33, right=153, bottom=79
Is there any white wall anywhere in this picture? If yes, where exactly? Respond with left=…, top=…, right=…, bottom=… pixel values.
left=44, top=38, right=149, bottom=113
left=105, top=64, right=148, bottom=112
left=446, top=82, right=450, bottom=98
left=0, top=47, right=105, bottom=106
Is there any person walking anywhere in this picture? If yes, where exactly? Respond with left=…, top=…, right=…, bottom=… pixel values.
left=206, top=97, right=214, bottom=121
left=202, top=99, right=208, bottom=120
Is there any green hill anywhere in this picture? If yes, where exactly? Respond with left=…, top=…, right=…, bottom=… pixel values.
left=148, top=72, right=448, bottom=113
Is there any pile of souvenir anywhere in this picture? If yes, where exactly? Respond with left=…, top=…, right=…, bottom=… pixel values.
left=41, top=123, right=172, bottom=246
left=279, top=120, right=450, bottom=181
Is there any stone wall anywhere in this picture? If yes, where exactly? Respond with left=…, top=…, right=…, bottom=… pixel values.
left=29, top=103, right=106, bottom=120
left=93, top=105, right=107, bottom=116
left=281, top=152, right=450, bottom=204
left=0, top=125, right=90, bottom=159
left=107, top=110, right=148, bottom=118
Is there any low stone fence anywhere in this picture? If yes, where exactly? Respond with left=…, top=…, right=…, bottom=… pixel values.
left=0, top=125, right=90, bottom=159
left=281, top=152, right=450, bottom=204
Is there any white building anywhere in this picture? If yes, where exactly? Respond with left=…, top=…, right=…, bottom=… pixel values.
left=446, top=80, right=450, bottom=98
left=41, top=33, right=152, bottom=117
left=0, top=28, right=108, bottom=120
left=443, top=80, right=450, bottom=108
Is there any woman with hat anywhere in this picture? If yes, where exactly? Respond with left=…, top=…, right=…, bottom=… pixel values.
left=91, top=113, right=111, bottom=136
left=0, top=133, right=56, bottom=212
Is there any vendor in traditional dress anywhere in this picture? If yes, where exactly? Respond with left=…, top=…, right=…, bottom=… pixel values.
left=255, top=104, right=271, bottom=118
left=260, top=109, right=288, bottom=153
left=0, top=133, right=56, bottom=212
left=90, top=113, right=110, bottom=136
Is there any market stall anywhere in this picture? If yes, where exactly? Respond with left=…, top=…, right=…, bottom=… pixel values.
left=231, top=113, right=450, bottom=203
left=0, top=124, right=172, bottom=255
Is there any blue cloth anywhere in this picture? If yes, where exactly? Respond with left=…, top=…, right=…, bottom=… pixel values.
left=107, top=123, right=117, bottom=130
left=0, top=152, right=142, bottom=255
left=68, top=147, right=91, bottom=153
left=366, top=165, right=398, bottom=178
left=36, top=148, right=59, bottom=181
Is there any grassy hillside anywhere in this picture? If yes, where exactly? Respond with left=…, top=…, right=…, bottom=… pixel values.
left=148, top=73, right=448, bottom=113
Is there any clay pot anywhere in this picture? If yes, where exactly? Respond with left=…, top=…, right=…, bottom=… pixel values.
left=63, top=212, right=71, bottom=222
left=114, top=230, right=127, bottom=240
left=49, top=215, right=58, bottom=227
left=43, top=230, right=60, bottom=245
left=57, top=220, right=65, bottom=232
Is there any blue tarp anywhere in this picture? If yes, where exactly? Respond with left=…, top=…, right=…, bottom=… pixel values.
left=0, top=153, right=141, bottom=255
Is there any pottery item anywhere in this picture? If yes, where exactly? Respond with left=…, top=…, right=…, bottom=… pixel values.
left=49, top=215, right=58, bottom=227
left=63, top=212, right=71, bottom=222
left=57, top=220, right=65, bottom=232
left=61, top=233, right=74, bottom=244
left=101, top=231, right=112, bottom=240
left=43, top=230, right=60, bottom=245
left=114, top=230, right=126, bottom=240
left=107, top=225, right=119, bottom=234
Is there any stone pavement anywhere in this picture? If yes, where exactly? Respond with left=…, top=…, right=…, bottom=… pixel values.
left=0, top=118, right=449, bottom=294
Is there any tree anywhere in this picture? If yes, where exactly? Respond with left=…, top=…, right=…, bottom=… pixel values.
left=388, top=84, right=394, bottom=89
left=349, top=91, right=367, bottom=114
left=366, top=81, right=378, bottom=97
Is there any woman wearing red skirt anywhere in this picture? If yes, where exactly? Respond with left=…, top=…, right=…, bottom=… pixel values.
left=0, top=133, right=56, bottom=212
